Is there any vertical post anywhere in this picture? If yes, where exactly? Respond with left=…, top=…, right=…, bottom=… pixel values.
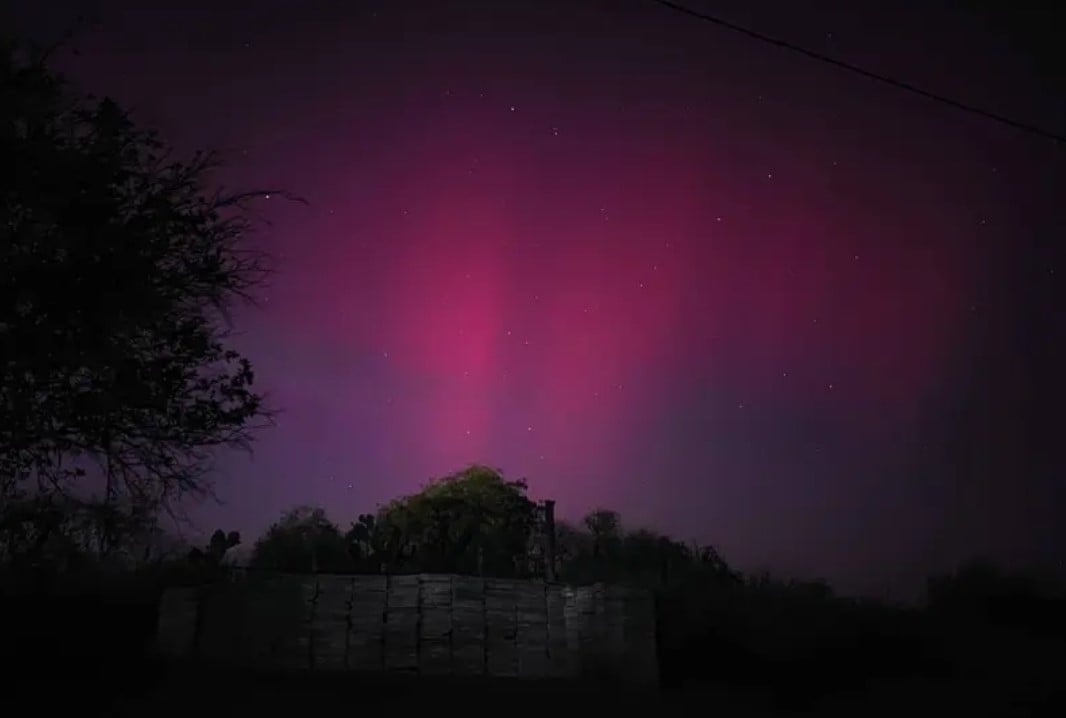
left=543, top=500, right=557, bottom=582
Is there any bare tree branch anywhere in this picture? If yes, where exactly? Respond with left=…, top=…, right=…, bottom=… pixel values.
left=0, top=40, right=284, bottom=558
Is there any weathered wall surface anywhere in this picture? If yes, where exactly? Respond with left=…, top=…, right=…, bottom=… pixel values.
left=156, top=572, right=657, bottom=686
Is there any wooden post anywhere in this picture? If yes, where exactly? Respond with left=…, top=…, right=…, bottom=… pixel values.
left=543, top=500, right=557, bottom=582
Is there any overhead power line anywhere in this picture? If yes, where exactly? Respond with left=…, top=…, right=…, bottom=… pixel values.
left=649, top=0, right=1066, bottom=144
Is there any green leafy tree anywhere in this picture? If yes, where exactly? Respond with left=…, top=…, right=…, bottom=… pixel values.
left=250, top=506, right=351, bottom=573
left=374, top=464, right=539, bottom=576
left=1, top=40, right=283, bottom=553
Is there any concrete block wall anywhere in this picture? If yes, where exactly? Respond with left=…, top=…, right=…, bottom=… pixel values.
left=156, top=572, right=657, bottom=686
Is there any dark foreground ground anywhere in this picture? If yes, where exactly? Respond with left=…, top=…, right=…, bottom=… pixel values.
left=5, top=586, right=1066, bottom=716
left=9, top=656, right=1065, bottom=717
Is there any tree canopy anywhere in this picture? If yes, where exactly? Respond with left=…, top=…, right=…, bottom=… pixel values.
left=373, top=464, right=541, bottom=575
left=241, top=463, right=746, bottom=590
left=249, top=506, right=350, bottom=573
left=1, top=40, right=276, bottom=560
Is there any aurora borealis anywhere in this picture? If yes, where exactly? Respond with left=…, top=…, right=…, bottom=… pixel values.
left=8, top=0, right=1065, bottom=597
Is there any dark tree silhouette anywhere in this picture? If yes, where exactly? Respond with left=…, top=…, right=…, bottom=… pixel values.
left=549, top=508, right=740, bottom=588
left=344, top=512, right=379, bottom=568
left=0, top=492, right=161, bottom=570
left=249, top=506, right=351, bottom=573
left=583, top=508, right=622, bottom=560
left=1, top=40, right=282, bottom=556
left=187, top=528, right=241, bottom=568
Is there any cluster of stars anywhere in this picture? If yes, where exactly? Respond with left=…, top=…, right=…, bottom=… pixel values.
left=334, top=75, right=998, bottom=501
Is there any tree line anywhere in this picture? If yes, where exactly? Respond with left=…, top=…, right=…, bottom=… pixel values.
left=242, top=464, right=743, bottom=589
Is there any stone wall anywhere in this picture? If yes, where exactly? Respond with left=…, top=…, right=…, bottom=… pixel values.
left=156, top=572, right=657, bottom=686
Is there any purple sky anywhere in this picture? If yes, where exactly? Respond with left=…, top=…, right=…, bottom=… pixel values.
left=8, top=0, right=1065, bottom=597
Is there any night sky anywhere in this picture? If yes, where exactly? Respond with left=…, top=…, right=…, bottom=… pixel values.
left=6, top=0, right=1065, bottom=598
